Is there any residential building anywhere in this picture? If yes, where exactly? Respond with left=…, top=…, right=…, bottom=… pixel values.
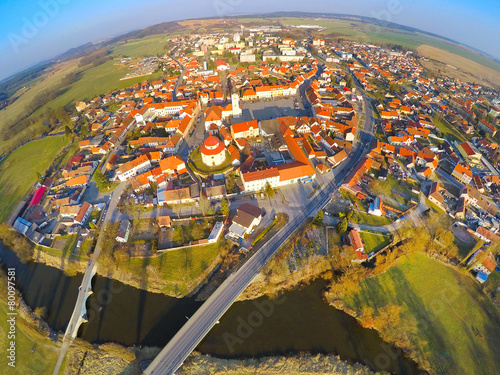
left=451, top=163, right=473, bottom=184
left=74, top=202, right=92, bottom=225
left=228, top=203, right=262, bottom=238
left=116, top=154, right=152, bottom=181
left=231, top=120, right=259, bottom=139
left=116, top=219, right=131, bottom=243
left=349, top=229, right=368, bottom=262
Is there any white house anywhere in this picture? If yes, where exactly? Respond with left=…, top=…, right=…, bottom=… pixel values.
left=228, top=203, right=262, bottom=238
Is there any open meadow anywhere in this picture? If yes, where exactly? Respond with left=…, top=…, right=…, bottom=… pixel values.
left=418, top=45, right=500, bottom=87
left=0, top=295, right=60, bottom=374
left=111, top=242, right=222, bottom=296
left=342, top=253, right=500, bottom=375
left=0, top=135, right=69, bottom=223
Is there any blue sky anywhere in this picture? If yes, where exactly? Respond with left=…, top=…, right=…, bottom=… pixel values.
left=0, top=0, right=499, bottom=81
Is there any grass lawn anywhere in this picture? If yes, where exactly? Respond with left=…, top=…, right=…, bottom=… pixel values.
left=115, top=242, right=221, bottom=296
left=0, top=297, right=60, bottom=374
left=40, top=59, right=163, bottom=111
left=351, top=211, right=392, bottom=226
left=0, top=135, right=69, bottom=222
left=425, top=196, right=446, bottom=214
left=432, top=114, right=466, bottom=143
left=170, top=219, right=215, bottom=246
left=343, top=253, right=500, bottom=375
left=359, top=231, right=392, bottom=253
left=189, top=146, right=232, bottom=175
left=112, top=34, right=170, bottom=57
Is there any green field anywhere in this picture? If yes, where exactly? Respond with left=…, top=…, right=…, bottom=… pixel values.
left=115, top=242, right=221, bottom=296
left=432, top=114, right=467, bottom=143
left=343, top=253, right=500, bottom=375
left=0, top=135, right=69, bottom=223
left=351, top=211, right=392, bottom=226
left=273, top=16, right=500, bottom=72
left=112, top=35, right=171, bottom=57
left=0, top=37, right=166, bottom=155
left=359, top=231, right=391, bottom=253
left=0, top=297, right=60, bottom=374
left=39, top=60, right=163, bottom=113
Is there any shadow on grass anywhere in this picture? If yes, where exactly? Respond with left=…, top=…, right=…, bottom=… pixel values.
left=389, top=267, right=460, bottom=375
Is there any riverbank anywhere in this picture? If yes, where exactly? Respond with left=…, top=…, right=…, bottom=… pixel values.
left=326, top=252, right=500, bottom=375
left=238, top=221, right=336, bottom=301
left=2, top=225, right=228, bottom=298
left=0, top=265, right=62, bottom=374
left=33, top=246, right=88, bottom=276
left=178, top=352, right=384, bottom=375
left=65, top=343, right=383, bottom=375
left=235, top=212, right=500, bottom=375
left=0, top=240, right=420, bottom=374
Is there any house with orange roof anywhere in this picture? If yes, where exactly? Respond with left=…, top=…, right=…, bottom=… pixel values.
left=231, top=120, right=259, bottom=139
left=316, top=163, right=329, bottom=174
left=219, top=126, right=232, bottom=146
left=327, top=149, right=348, bottom=167
left=227, top=144, right=241, bottom=166
left=241, top=88, right=257, bottom=101
left=469, top=250, right=498, bottom=283
left=406, top=127, right=430, bottom=138
left=129, top=136, right=169, bottom=148
left=79, top=139, right=91, bottom=149
left=66, top=174, right=88, bottom=187
left=451, top=163, right=473, bottom=184
left=380, top=110, right=399, bottom=120
left=204, top=105, right=223, bottom=131
left=74, top=202, right=92, bottom=225
left=130, top=173, right=151, bottom=193
left=349, top=229, right=368, bottom=262
left=342, top=157, right=373, bottom=192
left=159, top=155, right=186, bottom=175
left=241, top=168, right=280, bottom=191
left=116, top=154, right=152, bottom=181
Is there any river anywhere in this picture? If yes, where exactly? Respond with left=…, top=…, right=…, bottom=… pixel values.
left=0, top=243, right=424, bottom=374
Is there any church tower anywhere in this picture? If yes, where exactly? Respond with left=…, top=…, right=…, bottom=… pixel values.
left=231, top=93, right=242, bottom=118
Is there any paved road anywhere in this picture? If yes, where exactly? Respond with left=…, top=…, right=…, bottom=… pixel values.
left=170, top=54, right=185, bottom=102
left=52, top=181, right=128, bottom=375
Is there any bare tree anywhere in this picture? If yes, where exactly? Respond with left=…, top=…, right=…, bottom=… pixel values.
left=198, top=195, right=210, bottom=216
